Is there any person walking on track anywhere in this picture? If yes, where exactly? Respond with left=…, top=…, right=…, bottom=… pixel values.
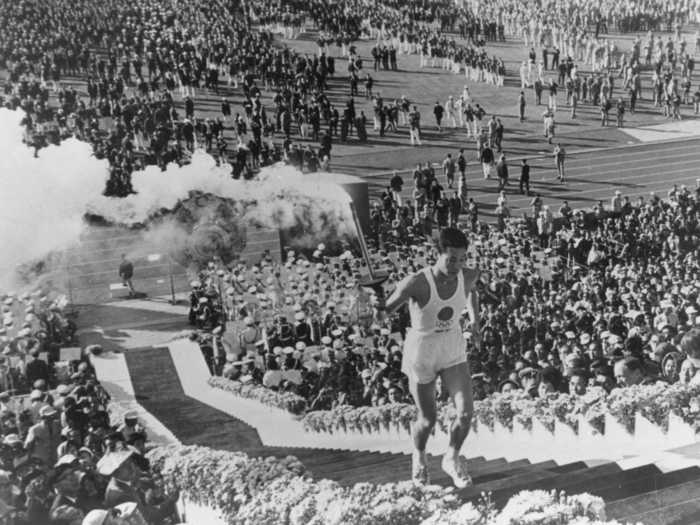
left=553, top=143, right=566, bottom=182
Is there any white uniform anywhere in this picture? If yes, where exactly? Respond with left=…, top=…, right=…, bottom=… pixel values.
left=402, top=268, right=468, bottom=384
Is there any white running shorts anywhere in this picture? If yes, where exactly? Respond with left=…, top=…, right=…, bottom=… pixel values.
left=401, top=329, right=467, bottom=384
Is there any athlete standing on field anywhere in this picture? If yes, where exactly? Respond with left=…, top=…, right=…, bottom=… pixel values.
left=377, top=228, right=481, bottom=487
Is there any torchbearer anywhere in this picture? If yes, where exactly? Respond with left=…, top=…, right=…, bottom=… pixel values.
left=376, top=228, right=481, bottom=487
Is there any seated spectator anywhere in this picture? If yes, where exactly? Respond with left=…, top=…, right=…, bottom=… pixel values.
left=613, top=357, right=659, bottom=387
left=680, top=328, right=700, bottom=385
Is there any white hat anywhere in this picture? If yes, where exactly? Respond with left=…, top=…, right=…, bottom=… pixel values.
left=283, top=346, right=294, bottom=354
left=351, top=346, right=365, bottom=356
left=295, top=341, right=306, bottom=351
left=29, top=389, right=43, bottom=401
left=321, top=336, right=332, bottom=345
left=380, top=328, right=390, bottom=336
left=273, top=346, right=283, bottom=355
left=331, top=328, right=343, bottom=337
left=302, top=360, right=318, bottom=372
left=96, top=450, right=134, bottom=477
left=82, top=509, right=109, bottom=525
left=564, top=331, right=576, bottom=339
left=2, top=434, right=21, bottom=446
left=294, top=311, right=306, bottom=321
left=292, top=350, right=302, bottom=360
left=55, top=453, right=78, bottom=467
left=198, top=297, right=208, bottom=304
left=39, top=405, right=57, bottom=418
left=580, top=333, right=591, bottom=345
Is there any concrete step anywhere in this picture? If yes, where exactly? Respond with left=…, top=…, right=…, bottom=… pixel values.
left=549, top=464, right=661, bottom=500
left=299, top=449, right=399, bottom=470
left=462, top=465, right=560, bottom=498
left=607, top=479, right=700, bottom=520
left=603, top=467, right=700, bottom=503
left=546, top=460, right=588, bottom=474
left=616, top=496, right=700, bottom=525
left=491, top=462, right=622, bottom=506
left=459, top=460, right=557, bottom=491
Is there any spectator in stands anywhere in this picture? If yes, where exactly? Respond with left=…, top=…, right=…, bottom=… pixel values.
left=680, top=328, right=700, bottom=385
left=614, top=357, right=656, bottom=387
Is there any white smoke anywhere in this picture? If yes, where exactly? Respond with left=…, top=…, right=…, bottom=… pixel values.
left=90, top=150, right=352, bottom=226
left=0, top=108, right=108, bottom=281
left=0, top=108, right=356, bottom=283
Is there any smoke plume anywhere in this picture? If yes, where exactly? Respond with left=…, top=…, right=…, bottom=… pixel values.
left=0, top=108, right=108, bottom=285
left=0, top=108, right=356, bottom=283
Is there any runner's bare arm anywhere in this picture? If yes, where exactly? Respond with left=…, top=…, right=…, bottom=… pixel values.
left=381, top=273, right=421, bottom=315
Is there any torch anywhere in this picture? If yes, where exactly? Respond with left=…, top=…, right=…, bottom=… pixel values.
left=349, top=202, right=388, bottom=299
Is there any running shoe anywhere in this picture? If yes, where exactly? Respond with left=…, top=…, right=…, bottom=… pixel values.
left=412, top=451, right=430, bottom=486
left=441, top=454, right=473, bottom=488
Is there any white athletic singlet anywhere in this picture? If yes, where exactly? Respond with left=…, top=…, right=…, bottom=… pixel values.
left=408, top=268, right=467, bottom=334
left=402, top=268, right=469, bottom=383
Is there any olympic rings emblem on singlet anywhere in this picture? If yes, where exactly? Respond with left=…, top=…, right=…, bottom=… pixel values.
left=436, top=306, right=455, bottom=331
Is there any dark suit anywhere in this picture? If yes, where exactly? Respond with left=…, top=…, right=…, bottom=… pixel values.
left=26, top=358, right=50, bottom=385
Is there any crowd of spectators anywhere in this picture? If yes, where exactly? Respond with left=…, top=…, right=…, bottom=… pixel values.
left=1, top=0, right=697, bottom=203
left=0, top=293, right=180, bottom=524
left=0, top=292, right=77, bottom=396
left=0, top=0, right=514, bottom=198
left=187, top=181, right=700, bottom=410
left=2, top=0, right=700, bottom=521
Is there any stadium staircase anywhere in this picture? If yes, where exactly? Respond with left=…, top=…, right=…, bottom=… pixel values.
left=124, top=346, right=700, bottom=524
left=56, top=225, right=281, bottom=305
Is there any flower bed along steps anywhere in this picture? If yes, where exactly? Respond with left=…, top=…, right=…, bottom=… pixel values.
left=170, top=339, right=700, bottom=465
